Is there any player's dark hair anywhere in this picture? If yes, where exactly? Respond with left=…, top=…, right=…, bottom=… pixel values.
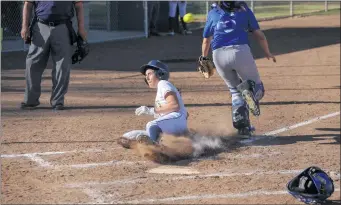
left=219, top=1, right=246, bottom=12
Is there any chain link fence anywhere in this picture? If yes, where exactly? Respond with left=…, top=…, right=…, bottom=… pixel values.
left=1, top=1, right=340, bottom=52
left=1, top=1, right=22, bottom=40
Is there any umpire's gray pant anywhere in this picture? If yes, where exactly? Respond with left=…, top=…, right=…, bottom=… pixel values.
left=24, top=22, right=72, bottom=107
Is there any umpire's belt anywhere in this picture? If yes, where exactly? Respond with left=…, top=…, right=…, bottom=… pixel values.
left=37, top=18, right=68, bottom=27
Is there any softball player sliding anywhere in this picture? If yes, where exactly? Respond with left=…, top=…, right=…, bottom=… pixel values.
left=119, top=60, right=188, bottom=148
left=168, top=1, right=192, bottom=35
left=201, top=1, right=276, bottom=135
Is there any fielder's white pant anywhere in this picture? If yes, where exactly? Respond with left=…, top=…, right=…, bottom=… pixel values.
left=169, top=1, right=187, bottom=17
left=147, top=112, right=188, bottom=141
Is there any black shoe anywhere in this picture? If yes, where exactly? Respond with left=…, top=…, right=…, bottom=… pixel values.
left=20, top=102, right=40, bottom=109
left=150, top=31, right=161, bottom=36
left=53, top=104, right=65, bottom=110
left=237, top=126, right=255, bottom=138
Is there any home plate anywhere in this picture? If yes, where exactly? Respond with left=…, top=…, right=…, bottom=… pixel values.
left=147, top=166, right=200, bottom=175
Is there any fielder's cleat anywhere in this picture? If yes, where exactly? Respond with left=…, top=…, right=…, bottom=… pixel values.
left=238, top=127, right=251, bottom=137
left=238, top=126, right=255, bottom=138
left=237, top=80, right=260, bottom=116
left=242, top=90, right=260, bottom=116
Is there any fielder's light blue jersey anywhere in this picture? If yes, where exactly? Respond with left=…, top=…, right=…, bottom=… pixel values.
left=203, top=3, right=260, bottom=50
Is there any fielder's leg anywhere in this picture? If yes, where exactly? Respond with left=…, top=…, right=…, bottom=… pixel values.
left=237, top=80, right=259, bottom=116
left=237, top=80, right=264, bottom=116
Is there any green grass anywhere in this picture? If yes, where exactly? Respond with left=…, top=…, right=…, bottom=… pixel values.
left=254, top=3, right=340, bottom=18
left=192, top=4, right=340, bottom=22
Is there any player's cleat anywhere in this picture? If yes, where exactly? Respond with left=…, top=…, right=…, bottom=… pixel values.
left=137, top=135, right=155, bottom=145
left=237, top=80, right=260, bottom=116
left=183, top=30, right=192, bottom=35
left=167, top=31, right=175, bottom=36
left=242, top=89, right=260, bottom=116
left=117, top=137, right=133, bottom=149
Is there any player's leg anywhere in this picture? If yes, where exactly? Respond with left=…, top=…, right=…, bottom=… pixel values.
left=156, top=112, right=188, bottom=136
left=213, top=47, right=253, bottom=135
left=234, top=44, right=264, bottom=116
left=178, top=1, right=191, bottom=35
left=168, top=1, right=177, bottom=36
left=118, top=130, right=149, bottom=148
left=145, top=112, right=187, bottom=143
left=146, top=120, right=163, bottom=143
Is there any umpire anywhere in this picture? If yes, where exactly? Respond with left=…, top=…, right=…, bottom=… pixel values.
left=20, top=1, right=86, bottom=110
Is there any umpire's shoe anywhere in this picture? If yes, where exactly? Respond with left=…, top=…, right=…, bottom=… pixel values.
left=53, top=104, right=65, bottom=110
left=237, top=80, right=260, bottom=116
left=20, top=102, right=40, bottom=110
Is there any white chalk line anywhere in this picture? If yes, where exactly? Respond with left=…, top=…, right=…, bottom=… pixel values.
left=240, top=111, right=340, bottom=144
left=73, top=111, right=340, bottom=203
left=1, top=148, right=106, bottom=158
left=83, top=188, right=107, bottom=204
left=115, top=188, right=341, bottom=204
left=66, top=169, right=313, bottom=188
left=264, top=111, right=340, bottom=136
left=26, top=154, right=52, bottom=167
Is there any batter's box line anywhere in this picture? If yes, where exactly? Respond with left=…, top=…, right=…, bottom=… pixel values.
left=113, top=188, right=341, bottom=204
left=2, top=111, right=338, bottom=158
left=66, top=169, right=341, bottom=188
left=1, top=111, right=339, bottom=170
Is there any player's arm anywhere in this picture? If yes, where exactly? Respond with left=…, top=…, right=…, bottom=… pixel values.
left=74, top=1, right=87, bottom=40
left=202, top=36, right=212, bottom=57
left=201, top=12, right=214, bottom=57
left=252, top=30, right=275, bottom=62
left=21, top=1, right=34, bottom=41
left=155, top=91, right=180, bottom=115
left=246, top=7, right=276, bottom=62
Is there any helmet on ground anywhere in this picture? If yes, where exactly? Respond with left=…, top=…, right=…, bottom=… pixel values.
left=140, top=60, right=169, bottom=80
left=287, top=166, right=334, bottom=204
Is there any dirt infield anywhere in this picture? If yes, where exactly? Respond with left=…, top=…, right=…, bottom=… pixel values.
left=1, top=14, right=340, bottom=204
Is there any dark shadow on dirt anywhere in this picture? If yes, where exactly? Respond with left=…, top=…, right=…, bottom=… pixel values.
left=316, top=128, right=341, bottom=132
left=1, top=100, right=339, bottom=114
left=235, top=133, right=340, bottom=147
left=2, top=27, right=340, bottom=71
left=1, top=140, right=118, bottom=144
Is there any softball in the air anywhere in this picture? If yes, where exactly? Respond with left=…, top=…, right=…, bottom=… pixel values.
left=183, top=13, right=194, bottom=23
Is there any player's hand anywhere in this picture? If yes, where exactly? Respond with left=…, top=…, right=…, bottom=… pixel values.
left=135, top=106, right=155, bottom=116
left=21, top=26, right=29, bottom=41
left=266, top=52, right=276, bottom=63
left=78, top=27, right=87, bottom=41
